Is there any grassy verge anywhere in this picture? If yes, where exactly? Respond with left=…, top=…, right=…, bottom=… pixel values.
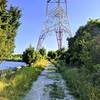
left=0, top=59, right=48, bottom=100
left=54, top=61, right=100, bottom=100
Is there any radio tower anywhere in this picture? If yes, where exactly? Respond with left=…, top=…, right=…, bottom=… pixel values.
left=36, top=0, right=72, bottom=50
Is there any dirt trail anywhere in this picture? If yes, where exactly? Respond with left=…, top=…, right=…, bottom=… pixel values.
left=23, top=65, right=75, bottom=100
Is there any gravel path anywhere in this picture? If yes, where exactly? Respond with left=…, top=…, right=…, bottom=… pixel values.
left=23, top=65, right=75, bottom=100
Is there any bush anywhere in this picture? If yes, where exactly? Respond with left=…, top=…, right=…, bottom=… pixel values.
left=22, top=45, right=38, bottom=66
left=47, top=51, right=57, bottom=59
left=64, top=19, right=100, bottom=70
left=39, top=48, right=46, bottom=56
left=34, top=58, right=49, bottom=68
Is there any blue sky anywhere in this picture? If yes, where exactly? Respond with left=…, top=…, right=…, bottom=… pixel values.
left=7, top=0, right=100, bottom=54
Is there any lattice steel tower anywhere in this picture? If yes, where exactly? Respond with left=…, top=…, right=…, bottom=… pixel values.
left=37, top=0, right=72, bottom=50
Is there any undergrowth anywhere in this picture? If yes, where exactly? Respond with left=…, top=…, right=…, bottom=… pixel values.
left=55, top=61, right=100, bottom=100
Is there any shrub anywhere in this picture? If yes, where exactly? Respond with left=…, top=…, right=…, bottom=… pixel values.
left=22, top=45, right=38, bottom=66
left=47, top=51, right=57, bottom=59
left=39, top=48, right=46, bottom=56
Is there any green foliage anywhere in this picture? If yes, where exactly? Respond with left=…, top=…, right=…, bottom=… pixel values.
left=10, top=54, right=22, bottom=61
left=56, top=61, right=100, bottom=100
left=0, top=0, right=21, bottom=60
left=39, top=48, right=46, bottom=56
left=22, top=45, right=38, bottom=66
left=64, top=19, right=100, bottom=71
left=47, top=51, right=57, bottom=59
left=56, top=48, right=67, bottom=60
left=54, top=19, right=100, bottom=100
left=0, top=66, right=43, bottom=100
left=49, top=83, right=65, bottom=99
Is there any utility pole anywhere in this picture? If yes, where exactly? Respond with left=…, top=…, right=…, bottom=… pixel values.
left=37, top=0, right=72, bottom=50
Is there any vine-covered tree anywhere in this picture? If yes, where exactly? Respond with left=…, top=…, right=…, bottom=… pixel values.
left=0, top=0, right=21, bottom=60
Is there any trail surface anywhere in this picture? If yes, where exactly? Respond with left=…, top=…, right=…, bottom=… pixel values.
left=24, top=65, right=75, bottom=100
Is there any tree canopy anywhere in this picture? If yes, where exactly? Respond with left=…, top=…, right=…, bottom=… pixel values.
left=0, top=0, right=21, bottom=60
left=39, top=48, right=46, bottom=56
left=47, top=51, right=57, bottom=59
left=65, top=19, right=100, bottom=71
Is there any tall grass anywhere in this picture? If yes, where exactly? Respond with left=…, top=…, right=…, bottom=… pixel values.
left=0, top=82, right=8, bottom=92
left=56, top=61, right=100, bottom=100
left=0, top=67, right=43, bottom=100
left=0, top=58, right=48, bottom=100
left=0, top=59, right=48, bottom=100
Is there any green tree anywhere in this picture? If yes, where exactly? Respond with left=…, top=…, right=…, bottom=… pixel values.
left=65, top=19, right=100, bottom=70
left=47, top=51, right=56, bottom=59
left=0, top=0, right=21, bottom=60
left=22, top=45, right=38, bottom=66
left=39, top=48, right=46, bottom=56
left=56, top=48, right=66, bottom=60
